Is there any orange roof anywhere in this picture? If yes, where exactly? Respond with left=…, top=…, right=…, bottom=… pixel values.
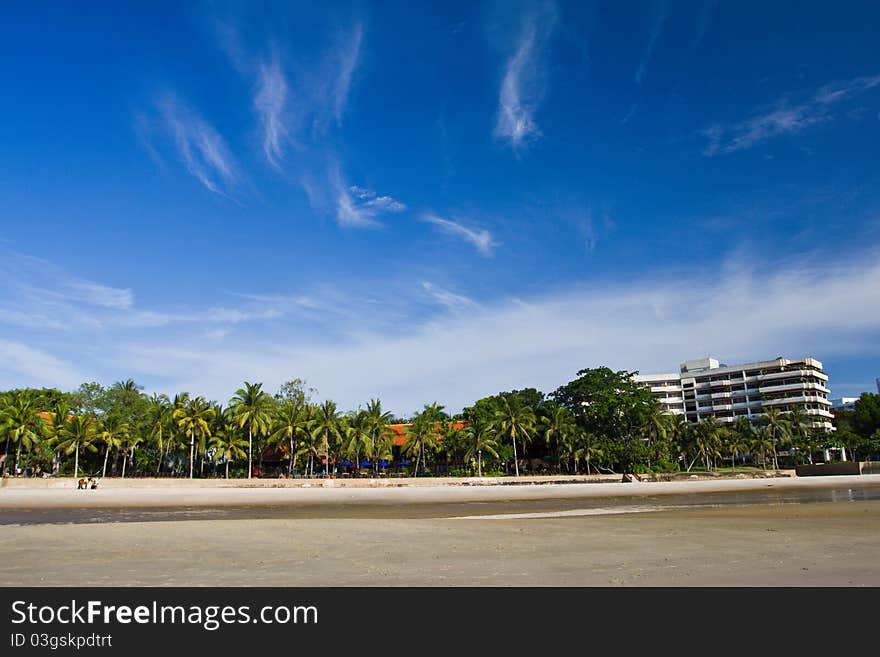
left=388, top=421, right=468, bottom=447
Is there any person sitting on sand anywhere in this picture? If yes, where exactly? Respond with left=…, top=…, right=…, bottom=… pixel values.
left=90, top=478, right=98, bottom=490
left=77, top=478, right=87, bottom=490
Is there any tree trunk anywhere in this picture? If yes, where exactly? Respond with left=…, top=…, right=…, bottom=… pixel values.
left=2, top=436, right=9, bottom=475
left=189, top=431, right=195, bottom=479
left=512, top=434, right=519, bottom=477
left=225, top=459, right=229, bottom=479
left=289, top=438, right=295, bottom=477
left=477, top=449, right=482, bottom=477
left=74, top=438, right=80, bottom=479
left=122, top=453, right=127, bottom=479
left=102, top=446, right=110, bottom=478
left=15, top=441, right=22, bottom=474
left=248, top=426, right=253, bottom=479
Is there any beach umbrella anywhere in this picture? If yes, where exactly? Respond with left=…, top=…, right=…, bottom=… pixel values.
left=398, top=460, right=411, bottom=466
left=341, top=461, right=353, bottom=467
left=358, top=461, right=371, bottom=467
left=378, top=460, right=391, bottom=467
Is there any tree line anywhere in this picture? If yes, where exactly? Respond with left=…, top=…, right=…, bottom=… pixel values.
left=2, top=368, right=878, bottom=479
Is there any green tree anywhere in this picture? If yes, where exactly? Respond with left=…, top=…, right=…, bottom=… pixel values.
left=229, top=382, right=274, bottom=479
left=312, top=400, right=342, bottom=477
left=462, top=417, right=498, bottom=477
left=2, top=392, right=45, bottom=473
left=52, top=414, right=99, bottom=479
left=210, top=423, right=248, bottom=479
left=494, top=395, right=536, bottom=477
left=269, top=401, right=313, bottom=477
left=552, top=367, right=656, bottom=478
left=539, top=404, right=576, bottom=473
left=364, top=399, right=394, bottom=476
left=173, top=396, right=215, bottom=479
left=99, top=416, right=129, bottom=478
left=405, top=403, right=446, bottom=476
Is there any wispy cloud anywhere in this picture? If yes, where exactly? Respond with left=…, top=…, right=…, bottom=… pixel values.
left=635, top=0, right=668, bottom=85
left=494, top=4, right=557, bottom=148
left=254, top=55, right=290, bottom=168
left=421, top=282, right=478, bottom=311
left=0, top=340, right=87, bottom=391
left=702, top=74, right=880, bottom=156
left=332, top=21, right=363, bottom=124
left=155, top=95, right=239, bottom=196
left=65, top=281, right=133, bottom=310
left=422, top=214, right=495, bottom=256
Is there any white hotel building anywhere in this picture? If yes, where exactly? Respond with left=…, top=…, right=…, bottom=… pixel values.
left=633, top=356, right=834, bottom=431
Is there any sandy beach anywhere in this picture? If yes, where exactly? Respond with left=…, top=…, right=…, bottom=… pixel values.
left=2, top=475, right=879, bottom=586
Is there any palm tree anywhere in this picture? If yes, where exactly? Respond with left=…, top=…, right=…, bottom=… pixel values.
left=172, top=396, right=215, bottom=479
left=494, top=396, right=536, bottom=477
left=404, top=403, right=445, bottom=477
left=121, top=434, right=143, bottom=478
left=462, top=417, right=498, bottom=477
left=579, top=429, right=603, bottom=475
left=99, top=416, right=129, bottom=478
left=365, top=399, right=393, bottom=476
left=269, top=401, right=312, bottom=477
left=148, top=394, right=173, bottom=475
left=3, top=392, right=44, bottom=474
left=762, top=408, right=791, bottom=470
left=229, top=382, right=274, bottom=479
left=787, top=406, right=813, bottom=464
left=695, top=418, right=723, bottom=471
left=343, top=410, right=371, bottom=474
left=751, top=427, right=775, bottom=470
left=209, top=425, right=248, bottom=479
left=729, top=417, right=754, bottom=470
left=311, top=400, right=342, bottom=477
left=540, top=405, right=576, bottom=473
left=52, top=414, right=99, bottom=479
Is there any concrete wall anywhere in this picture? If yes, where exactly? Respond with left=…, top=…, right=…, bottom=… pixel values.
left=859, top=461, right=880, bottom=475
left=795, top=462, right=861, bottom=476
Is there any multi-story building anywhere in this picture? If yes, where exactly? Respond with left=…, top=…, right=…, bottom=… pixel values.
left=633, top=356, right=834, bottom=430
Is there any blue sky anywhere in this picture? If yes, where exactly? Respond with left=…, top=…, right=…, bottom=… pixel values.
left=2, top=0, right=879, bottom=414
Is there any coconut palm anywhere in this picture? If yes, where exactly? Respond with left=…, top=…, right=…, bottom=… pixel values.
left=343, top=410, right=371, bottom=474
left=229, top=382, right=274, bottom=479
left=751, top=427, right=775, bottom=470
left=148, top=394, right=174, bottom=474
left=209, top=425, right=248, bottom=479
left=762, top=408, right=791, bottom=470
left=695, top=418, right=724, bottom=471
left=578, top=429, right=604, bottom=475
left=99, top=416, right=130, bottom=478
left=172, top=396, right=215, bottom=479
left=494, top=396, right=536, bottom=477
left=787, top=406, right=814, bottom=464
left=404, top=403, right=445, bottom=477
left=52, top=414, right=99, bottom=479
left=121, top=434, right=143, bottom=478
left=310, top=400, right=342, bottom=477
left=462, top=417, right=498, bottom=476
left=2, top=392, right=44, bottom=474
left=539, top=405, right=576, bottom=473
left=269, top=401, right=312, bottom=477
left=364, top=399, right=393, bottom=476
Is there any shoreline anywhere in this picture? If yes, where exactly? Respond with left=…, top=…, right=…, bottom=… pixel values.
left=2, top=473, right=878, bottom=511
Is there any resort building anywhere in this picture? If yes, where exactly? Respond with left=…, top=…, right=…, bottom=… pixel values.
left=633, top=356, right=834, bottom=430
left=830, top=397, right=859, bottom=411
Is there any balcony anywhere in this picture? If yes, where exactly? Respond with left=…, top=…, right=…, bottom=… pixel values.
left=757, top=369, right=829, bottom=382
left=759, top=382, right=830, bottom=395
left=711, top=391, right=731, bottom=399
left=761, top=395, right=832, bottom=407
left=713, top=404, right=733, bottom=411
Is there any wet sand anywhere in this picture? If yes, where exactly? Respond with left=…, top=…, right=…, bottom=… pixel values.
left=1, top=476, right=879, bottom=586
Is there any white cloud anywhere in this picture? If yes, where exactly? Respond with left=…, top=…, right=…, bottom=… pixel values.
left=333, top=21, right=363, bottom=123
left=494, top=6, right=556, bottom=148
left=66, top=281, right=133, bottom=310
left=422, top=214, right=495, bottom=256
left=5, top=248, right=880, bottom=414
left=421, top=282, right=478, bottom=311
left=156, top=95, right=238, bottom=195
left=635, top=1, right=668, bottom=84
left=254, top=55, right=290, bottom=168
left=86, top=249, right=880, bottom=416
left=0, top=340, right=87, bottom=391
left=702, top=74, right=880, bottom=156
